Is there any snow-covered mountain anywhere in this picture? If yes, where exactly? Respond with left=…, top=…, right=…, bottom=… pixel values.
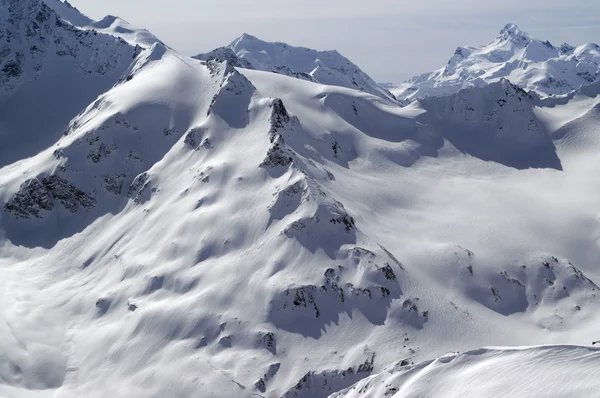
left=194, top=33, right=397, bottom=102
left=393, top=23, right=600, bottom=103
left=0, top=0, right=141, bottom=167
left=2, top=4, right=600, bottom=397
left=43, top=0, right=160, bottom=48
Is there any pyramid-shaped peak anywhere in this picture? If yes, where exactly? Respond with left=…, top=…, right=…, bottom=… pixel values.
left=559, top=42, right=576, bottom=54
left=236, top=33, right=261, bottom=43
left=497, top=23, right=531, bottom=44
left=240, top=32, right=259, bottom=40
left=500, top=23, right=527, bottom=36
left=229, top=33, right=264, bottom=49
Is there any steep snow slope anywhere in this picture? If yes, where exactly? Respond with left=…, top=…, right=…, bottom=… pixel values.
left=331, top=345, right=600, bottom=398
left=0, top=0, right=139, bottom=167
left=419, top=78, right=561, bottom=170
left=394, top=24, right=600, bottom=103
left=195, top=33, right=397, bottom=102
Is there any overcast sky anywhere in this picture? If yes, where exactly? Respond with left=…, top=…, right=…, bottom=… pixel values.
left=68, top=0, right=600, bottom=82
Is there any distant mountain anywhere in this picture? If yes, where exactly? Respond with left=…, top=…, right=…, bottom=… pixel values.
left=393, top=24, right=600, bottom=103
left=419, top=78, right=561, bottom=170
left=194, top=33, right=397, bottom=102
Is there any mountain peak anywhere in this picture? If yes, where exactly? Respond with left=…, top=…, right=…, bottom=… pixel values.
left=497, top=23, right=530, bottom=44
left=198, top=34, right=397, bottom=102
left=240, top=32, right=258, bottom=40
left=232, top=32, right=260, bottom=45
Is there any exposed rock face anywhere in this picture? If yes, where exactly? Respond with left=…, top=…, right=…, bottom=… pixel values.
left=0, top=0, right=135, bottom=94
left=283, top=352, right=376, bottom=398
left=261, top=98, right=298, bottom=168
left=4, top=175, right=95, bottom=219
left=193, top=46, right=254, bottom=69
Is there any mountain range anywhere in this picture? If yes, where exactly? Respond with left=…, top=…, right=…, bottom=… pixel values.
left=392, top=23, right=600, bottom=103
left=194, top=33, right=397, bottom=102
left=1, top=1, right=600, bottom=397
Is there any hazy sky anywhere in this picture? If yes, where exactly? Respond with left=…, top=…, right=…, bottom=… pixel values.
left=68, top=0, right=600, bottom=82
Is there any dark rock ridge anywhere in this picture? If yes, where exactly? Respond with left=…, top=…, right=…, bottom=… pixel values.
left=4, top=175, right=95, bottom=219
left=282, top=352, right=376, bottom=398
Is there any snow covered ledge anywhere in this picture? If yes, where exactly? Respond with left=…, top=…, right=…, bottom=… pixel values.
left=330, top=345, right=600, bottom=398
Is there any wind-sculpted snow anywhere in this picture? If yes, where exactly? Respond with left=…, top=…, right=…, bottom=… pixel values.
left=268, top=247, right=404, bottom=338
left=195, top=33, right=397, bottom=102
left=0, top=45, right=417, bottom=396
left=330, top=345, right=600, bottom=398
left=423, top=245, right=599, bottom=321
left=3, top=16, right=600, bottom=397
left=394, top=23, right=600, bottom=103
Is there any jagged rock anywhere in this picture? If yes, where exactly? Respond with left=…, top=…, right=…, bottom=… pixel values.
left=102, top=174, right=126, bottom=195
left=329, top=212, right=355, bottom=233
left=42, top=175, right=96, bottom=212
left=193, top=46, right=254, bottom=69
left=4, top=175, right=95, bottom=219
left=87, top=142, right=113, bottom=163
left=282, top=352, right=376, bottom=398
left=254, top=363, right=280, bottom=393
left=258, top=331, right=276, bottom=354
left=269, top=98, right=291, bottom=135
left=261, top=99, right=300, bottom=168
left=380, top=263, right=397, bottom=281
left=184, top=127, right=207, bottom=150
left=261, top=135, right=294, bottom=167
left=0, top=0, right=134, bottom=93
left=4, top=178, right=54, bottom=218
left=127, top=172, right=150, bottom=202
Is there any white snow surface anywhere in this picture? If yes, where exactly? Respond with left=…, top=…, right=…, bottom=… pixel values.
left=43, top=0, right=160, bottom=48
left=393, top=23, right=600, bottom=103
left=331, top=345, right=600, bottom=398
left=195, top=33, right=397, bottom=102
left=2, top=4, right=600, bottom=397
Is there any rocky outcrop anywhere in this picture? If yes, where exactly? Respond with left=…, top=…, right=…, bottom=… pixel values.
left=0, top=0, right=135, bottom=93
left=4, top=175, right=95, bottom=219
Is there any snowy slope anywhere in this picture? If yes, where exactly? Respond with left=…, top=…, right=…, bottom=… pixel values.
left=3, top=9, right=600, bottom=397
left=43, top=0, right=160, bottom=48
left=195, top=33, right=397, bottom=102
left=331, top=345, right=600, bottom=398
left=394, top=24, right=600, bottom=103
left=419, top=78, right=561, bottom=170
left=0, top=0, right=139, bottom=167
left=2, top=42, right=600, bottom=397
